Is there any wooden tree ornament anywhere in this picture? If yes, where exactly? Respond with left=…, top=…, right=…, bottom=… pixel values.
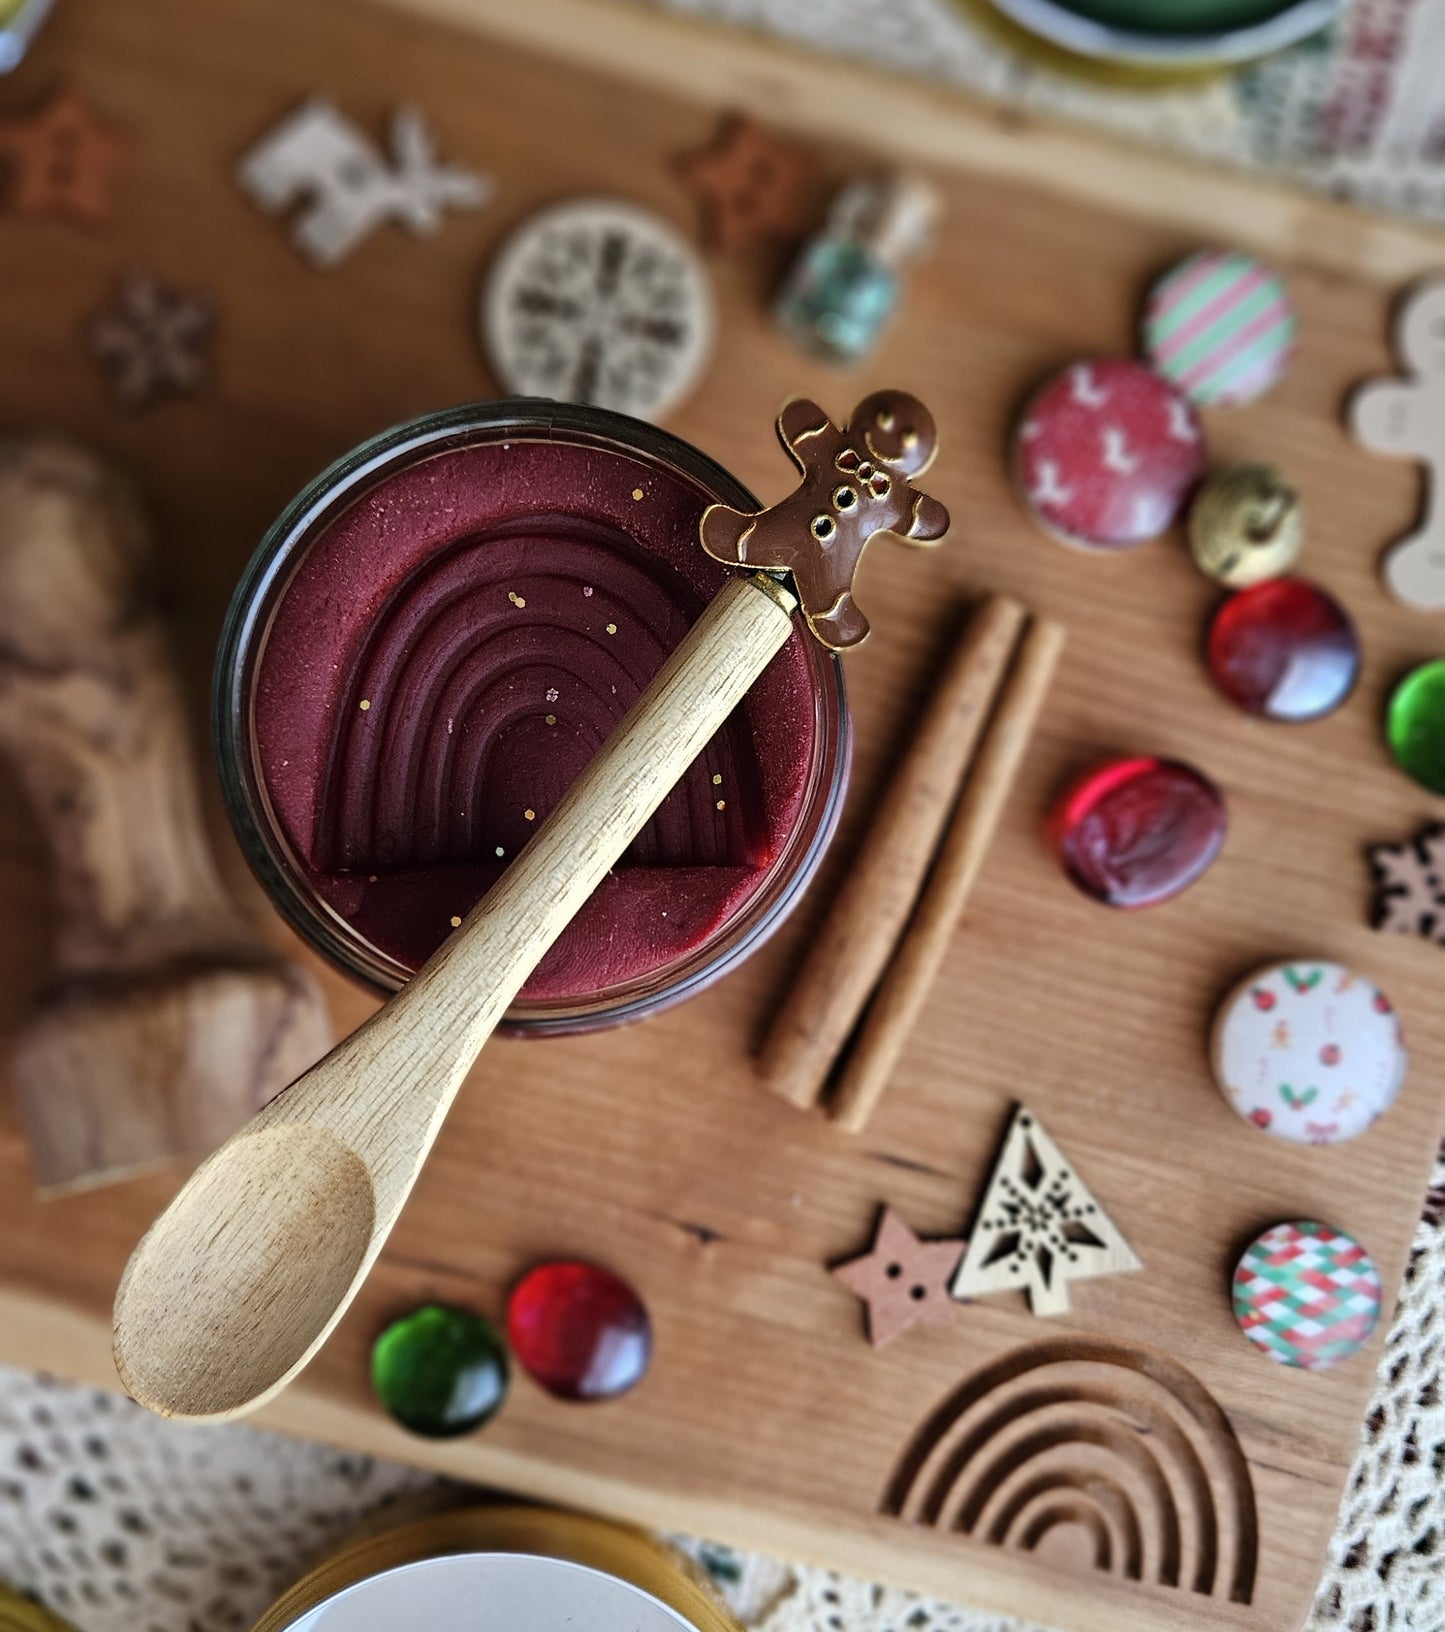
left=951, top=1106, right=1141, bottom=1317
left=0, top=437, right=331, bottom=1194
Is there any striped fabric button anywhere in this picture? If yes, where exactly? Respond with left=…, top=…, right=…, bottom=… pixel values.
left=1143, top=249, right=1297, bottom=408
left=1232, top=1221, right=1382, bottom=1372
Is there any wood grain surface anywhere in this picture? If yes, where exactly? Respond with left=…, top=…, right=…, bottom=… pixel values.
left=1, top=2, right=1443, bottom=1630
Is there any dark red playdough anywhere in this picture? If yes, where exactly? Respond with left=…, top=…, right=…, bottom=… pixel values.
left=252, top=435, right=819, bottom=1004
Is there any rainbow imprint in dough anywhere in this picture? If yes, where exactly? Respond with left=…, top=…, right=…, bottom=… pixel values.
left=885, top=1339, right=1258, bottom=1604
left=1144, top=250, right=1297, bottom=409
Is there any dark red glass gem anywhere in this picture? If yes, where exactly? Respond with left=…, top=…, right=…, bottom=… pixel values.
left=1205, top=578, right=1360, bottom=722
left=507, top=1261, right=652, bottom=1402
left=1049, top=756, right=1226, bottom=908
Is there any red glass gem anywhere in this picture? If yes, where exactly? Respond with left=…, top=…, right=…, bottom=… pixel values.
left=507, top=1261, right=652, bottom=1401
left=1049, top=756, right=1226, bottom=908
left=1206, top=578, right=1359, bottom=722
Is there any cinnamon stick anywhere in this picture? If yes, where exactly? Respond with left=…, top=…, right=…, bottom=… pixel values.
left=828, top=615, right=1066, bottom=1133
left=759, top=594, right=1026, bottom=1110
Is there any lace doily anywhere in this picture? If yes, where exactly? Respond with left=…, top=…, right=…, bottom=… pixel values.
left=0, top=1137, right=1440, bottom=1632
left=639, top=0, right=1445, bottom=226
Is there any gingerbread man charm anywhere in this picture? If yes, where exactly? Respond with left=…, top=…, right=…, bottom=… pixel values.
left=700, top=390, right=950, bottom=649
left=1351, top=279, right=1445, bottom=611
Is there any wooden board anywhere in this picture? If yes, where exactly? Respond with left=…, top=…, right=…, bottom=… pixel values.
left=0, top=2, right=1442, bottom=1629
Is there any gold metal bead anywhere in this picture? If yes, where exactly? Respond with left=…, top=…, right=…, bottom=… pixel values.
left=1188, top=464, right=1304, bottom=588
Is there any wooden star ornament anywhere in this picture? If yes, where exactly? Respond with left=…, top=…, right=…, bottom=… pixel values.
left=680, top=114, right=817, bottom=251
left=1370, top=821, right=1445, bottom=945
left=0, top=88, right=129, bottom=224
left=832, top=1205, right=965, bottom=1348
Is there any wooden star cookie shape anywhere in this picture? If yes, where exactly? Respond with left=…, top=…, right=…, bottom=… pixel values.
left=832, top=1205, right=965, bottom=1348
left=0, top=88, right=128, bottom=224
left=1370, top=821, right=1445, bottom=945
left=681, top=114, right=816, bottom=251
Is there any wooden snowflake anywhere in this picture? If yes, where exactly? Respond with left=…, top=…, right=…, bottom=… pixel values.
left=87, top=274, right=213, bottom=408
left=951, top=1105, right=1141, bottom=1317
left=1369, top=822, right=1445, bottom=945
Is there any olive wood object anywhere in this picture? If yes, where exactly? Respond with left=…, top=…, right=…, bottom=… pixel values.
left=0, top=438, right=331, bottom=1194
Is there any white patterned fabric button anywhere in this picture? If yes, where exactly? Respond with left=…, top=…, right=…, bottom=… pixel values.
left=481, top=198, right=714, bottom=422
left=1211, top=960, right=1406, bottom=1144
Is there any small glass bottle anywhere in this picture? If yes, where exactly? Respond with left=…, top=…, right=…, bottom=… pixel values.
left=774, top=174, right=939, bottom=365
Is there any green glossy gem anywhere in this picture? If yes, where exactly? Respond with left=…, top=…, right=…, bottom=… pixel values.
left=1387, top=660, right=1445, bottom=795
left=370, top=1303, right=509, bottom=1437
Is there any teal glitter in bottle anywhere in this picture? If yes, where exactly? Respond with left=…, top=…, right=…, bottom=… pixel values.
left=775, top=175, right=938, bottom=366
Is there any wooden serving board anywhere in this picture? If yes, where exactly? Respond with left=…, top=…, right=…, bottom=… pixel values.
left=1, top=3, right=1443, bottom=1630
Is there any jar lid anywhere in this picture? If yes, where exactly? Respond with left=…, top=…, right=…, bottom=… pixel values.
left=0, top=1588, right=76, bottom=1632
left=253, top=1505, right=740, bottom=1632
left=283, top=1555, right=702, bottom=1632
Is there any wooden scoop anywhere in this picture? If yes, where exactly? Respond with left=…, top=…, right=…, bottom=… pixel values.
left=113, top=394, right=950, bottom=1421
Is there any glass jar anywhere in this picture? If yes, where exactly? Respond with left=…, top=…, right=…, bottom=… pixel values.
left=970, top=0, right=1340, bottom=71
left=215, top=400, right=849, bottom=1036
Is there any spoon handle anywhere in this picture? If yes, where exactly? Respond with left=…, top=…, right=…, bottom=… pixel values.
left=317, top=569, right=800, bottom=1208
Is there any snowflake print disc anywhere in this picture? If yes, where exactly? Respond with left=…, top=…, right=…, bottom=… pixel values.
left=481, top=199, right=714, bottom=422
left=1211, top=960, right=1406, bottom=1146
left=1013, top=358, right=1205, bottom=550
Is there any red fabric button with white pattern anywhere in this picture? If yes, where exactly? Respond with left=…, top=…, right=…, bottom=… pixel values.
left=1014, top=358, right=1206, bottom=551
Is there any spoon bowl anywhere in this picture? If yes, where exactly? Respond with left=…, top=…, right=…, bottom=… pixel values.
left=114, top=1124, right=375, bottom=1418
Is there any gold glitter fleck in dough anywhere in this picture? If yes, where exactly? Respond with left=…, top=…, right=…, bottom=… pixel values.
left=632, top=487, right=644, bottom=501
left=358, top=699, right=371, bottom=711
left=716, top=799, right=726, bottom=810
left=545, top=714, right=557, bottom=726
left=508, top=590, right=527, bottom=608
left=450, top=915, right=462, bottom=928
left=524, top=808, right=536, bottom=821
left=606, top=622, right=618, bottom=635
left=712, top=773, right=722, bottom=785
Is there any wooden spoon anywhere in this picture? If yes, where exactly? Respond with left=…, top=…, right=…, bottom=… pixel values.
left=113, top=572, right=795, bottom=1420
left=113, top=391, right=951, bottom=1421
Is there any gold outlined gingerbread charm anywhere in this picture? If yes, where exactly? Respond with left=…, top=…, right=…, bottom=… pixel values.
left=700, top=390, right=950, bottom=650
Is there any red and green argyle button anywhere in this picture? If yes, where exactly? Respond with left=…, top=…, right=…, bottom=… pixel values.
left=1232, top=1220, right=1382, bottom=1371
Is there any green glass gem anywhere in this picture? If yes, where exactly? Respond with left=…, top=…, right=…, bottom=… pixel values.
left=1387, top=660, right=1445, bottom=795
left=370, top=1303, right=509, bottom=1437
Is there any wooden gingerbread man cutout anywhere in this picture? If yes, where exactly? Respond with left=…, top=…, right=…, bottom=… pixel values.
left=1351, top=279, right=1445, bottom=611
left=700, top=391, right=950, bottom=650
